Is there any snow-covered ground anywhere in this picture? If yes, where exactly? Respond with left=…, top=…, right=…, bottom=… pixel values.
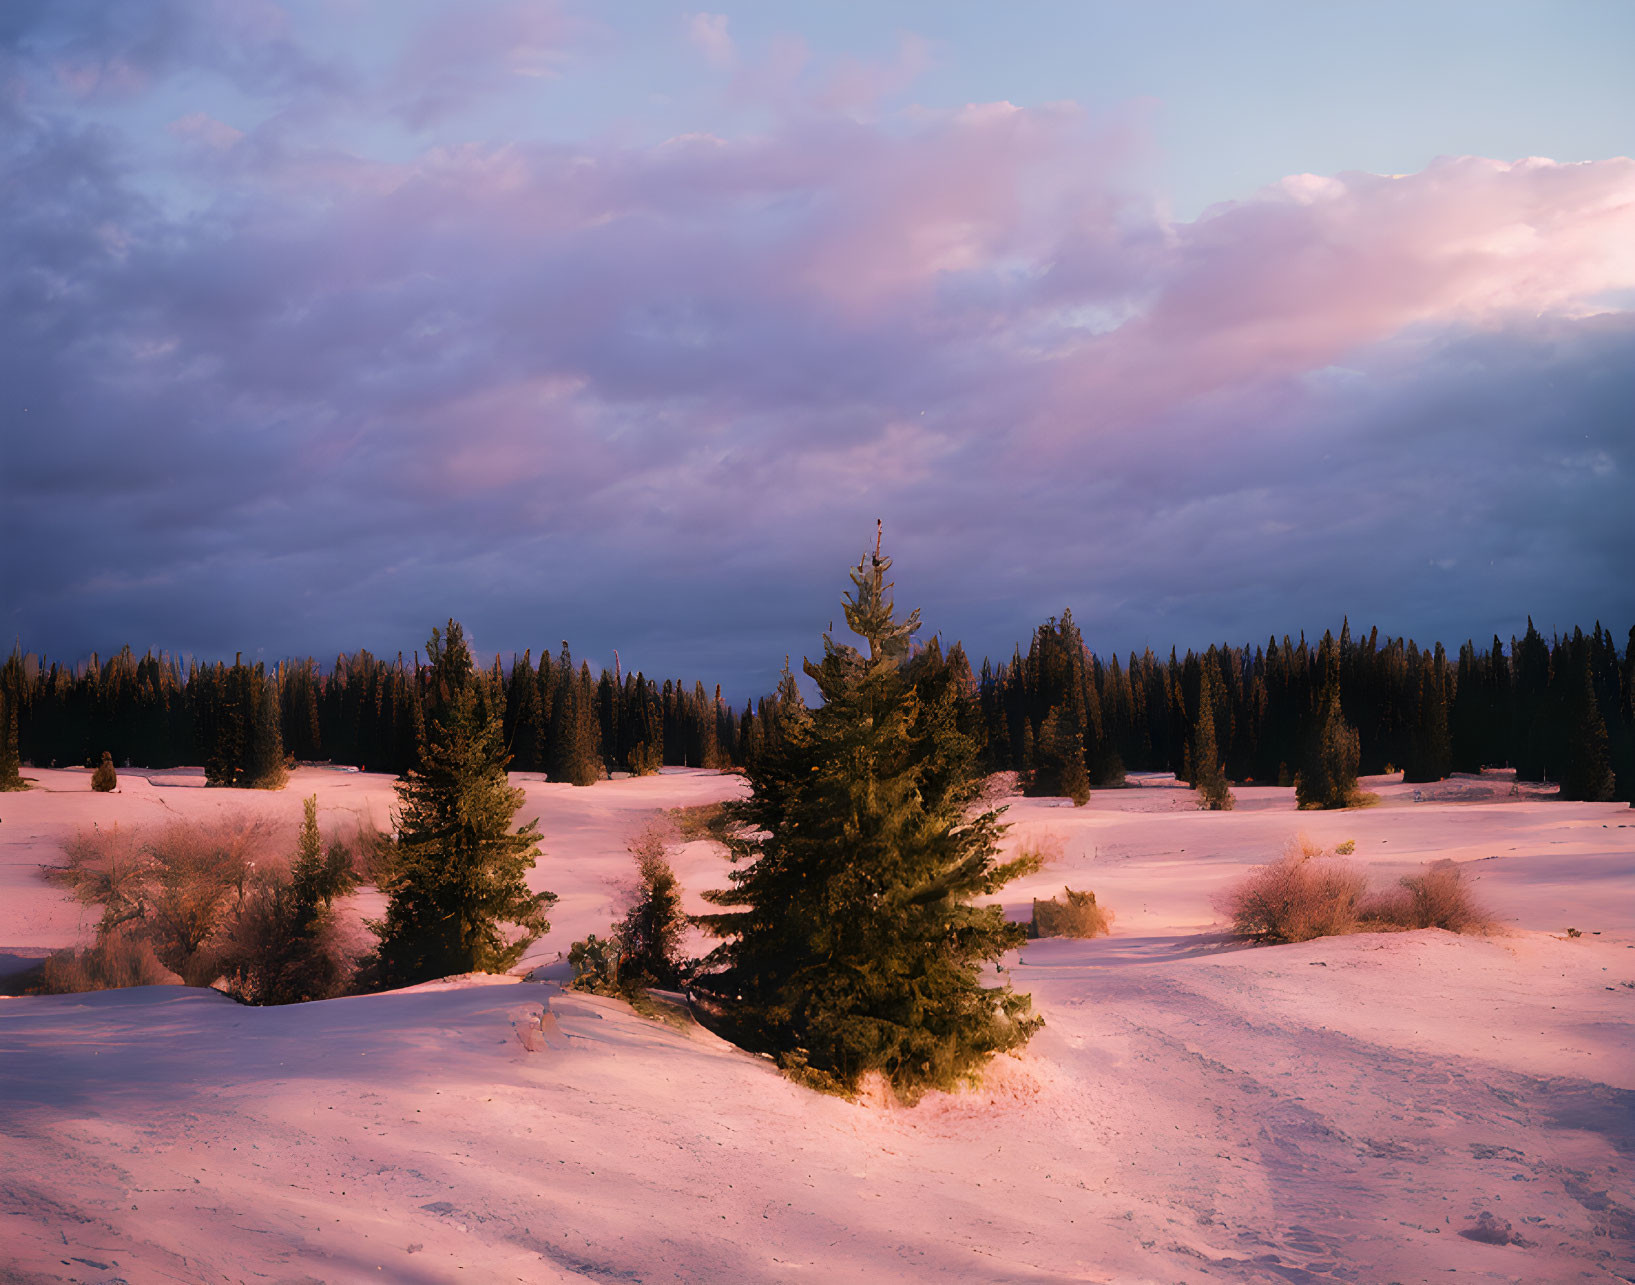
left=2, top=767, right=1632, bottom=1283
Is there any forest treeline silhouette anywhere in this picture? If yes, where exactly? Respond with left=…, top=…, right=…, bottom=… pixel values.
left=2, top=613, right=1630, bottom=804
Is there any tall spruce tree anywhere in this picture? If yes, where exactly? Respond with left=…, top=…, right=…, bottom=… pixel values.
left=200, top=663, right=247, bottom=786
left=368, top=622, right=556, bottom=987
left=1033, top=709, right=1091, bottom=806
left=247, top=667, right=288, bottom=789
left=1560, top=642, right=1616, bottom=802
left=0, top=687, right=24, bottom=790
left=698, top=530, right=1041, bottom=1102
left=1296, top=643, right=1361, bottom=809
left=1192, top=666, right=1235, bottom=810
left=548, top=649, right=602, bottom=786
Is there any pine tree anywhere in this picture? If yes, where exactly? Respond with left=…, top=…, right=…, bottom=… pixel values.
left=1032, top=709, right=1090, bottom=805
left=368, top=622, right=556, bottom=987
left=201, top=663, right=247, bottom=786
left=1193, top=667, right=1235, bottom=811
left=222, top=793, right=356, bottom=1004
left=247, top=667, right=288, bottom=789
left=91, top=751, right=118, bottom=792
left=1402, top=647, right=1452, bottom=783
left=698, top=530, right=1041, bottom=1102
left=614, top=826, right=687, bottom=989
left=0, top=687, right=25, bottom=790
left=1296, top=645, right=1361, bottom=809
left=548, top=649, right=602, bottom=786
left=1560, top=642, right=1615, bottom=802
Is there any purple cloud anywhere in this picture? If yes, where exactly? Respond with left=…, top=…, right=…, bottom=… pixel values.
left=2, top=5, right=1631, bottom=694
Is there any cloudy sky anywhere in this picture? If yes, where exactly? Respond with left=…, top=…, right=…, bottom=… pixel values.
left=4, top=1, right=1632, bottom=696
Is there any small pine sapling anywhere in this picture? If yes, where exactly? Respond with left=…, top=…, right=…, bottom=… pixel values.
left=91, top=752, right=118, bottom=792
left=569, top=823, right=688, bottom=998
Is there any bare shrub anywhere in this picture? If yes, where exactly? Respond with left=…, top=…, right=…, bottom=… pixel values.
left=1030, top=888, right=1113, bottom=939
left=1222, top=834, right=1368, bottom=943
left=31, top=932, right=177, bottom=994
left=979, top=771, right=1022, bottom=803
left=328, top=817, right=390, bottom=885
left=1361, top=859, right=1492, bottom=933
left=49, top=824, right=153, bottom=932
left=1015, top=831, right=1063, bottom=870
left=1287, top=832, right=1326, bottom=860
left=50, top=815, right=281, bottom=988
left=143, top=817, right=277, bottom=985
left=670, top=801, right=734, bottom=845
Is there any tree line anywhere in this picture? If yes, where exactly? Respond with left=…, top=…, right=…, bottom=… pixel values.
left=3, top=613, right=1631, bottom=803
left=18, top=537, right=1632, bottom=1107
left=975, top=613, right=1633, bottom=804
left=0, top=643, right=785, bottom=787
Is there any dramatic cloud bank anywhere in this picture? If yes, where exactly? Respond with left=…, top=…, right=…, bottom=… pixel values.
left=3, top=4, right=1631, bottom=692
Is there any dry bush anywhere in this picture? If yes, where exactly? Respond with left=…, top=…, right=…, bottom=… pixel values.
left=50, top=816, right=282, bottom=988
left=1030, top=888, right=1113, bottom=939
left=979, top=771, right=1022, bottom=803
left=329, top=818, right=390, bottom=885
left=215, top=875, right=356, bottom=1004
left=44, top=812, right=366, bottom=999
left=1287, top=832, right=1326, bottom=860
left=142, top=817, right=279, bottom=985
left=1015, top=831, right=1064, bottom=869
left=31, top=932, right=178, bottom=994
left=670, top=801, right=734, bottom=845
left=48, top=824, right=153, bottom=931
left=1222, top=834, right=1368, bottom=943
left=1360, top=859, right=1492, bottom=933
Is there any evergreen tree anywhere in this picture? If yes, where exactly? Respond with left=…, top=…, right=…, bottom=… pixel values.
left=1513, top=619, right=1554, bottom=781
left=1402, top=647, right=1452, bottom=783
left=1296, top=645, right=1361, bottom=809
left=1192, top=667, right=1235, bottom=810
left=698, top=531, right=1041, bottom=1102
left=200, top=663, right=247, bottom=786
left=504, top=650, right=543, bottom=774
left=614, top=826, right=687, bottom=989
left=0, top=687, right=25, bottom=790
left=368, top=622, right=556, bottom=987
left=1560, top=642, right=1616, bottom=802
left=91, top=751, right=118, bottom=792
left=1032, top=709, right=1090, bottom=805
left=247, top=667, right=288, bottom=789
left=222, top=794, right=355, bottom=1004
left=548, top=649, right=602, bottom=786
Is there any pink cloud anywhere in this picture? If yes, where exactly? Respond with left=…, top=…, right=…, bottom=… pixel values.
left=1054, top=155, right=1635, bottom=440
left=815, top=32, right=932, bottom=114
left=168, top=112, right=245, bottom=151
left=688, top=13, right=735, bottom=70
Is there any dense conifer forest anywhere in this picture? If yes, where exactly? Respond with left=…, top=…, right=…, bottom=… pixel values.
left=4, top=614, right=1631, bottom=803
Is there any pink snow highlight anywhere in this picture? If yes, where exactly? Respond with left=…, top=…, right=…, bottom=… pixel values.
left=2, top=767, right=1632, bottom=1280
